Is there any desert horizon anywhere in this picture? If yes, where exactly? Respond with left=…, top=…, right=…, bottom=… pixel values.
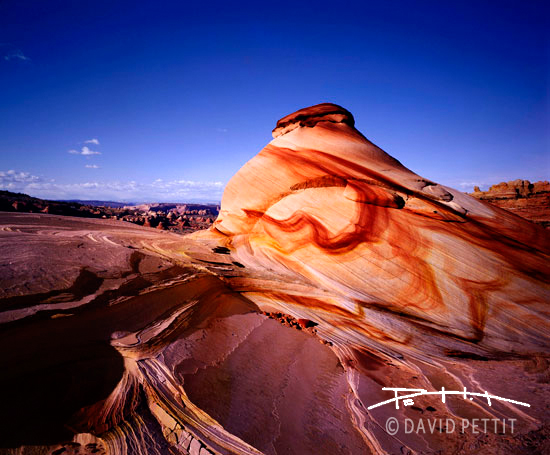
left=2, top=173, right=550, bottom=234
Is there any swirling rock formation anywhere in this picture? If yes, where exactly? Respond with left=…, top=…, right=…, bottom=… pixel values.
left=214, top=103, right=549, bottom=352
left=0, top=104, right=549, bottom=454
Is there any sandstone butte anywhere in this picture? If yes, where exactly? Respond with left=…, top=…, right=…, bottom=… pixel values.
left=470, top=180, right=550, bottom=229
left=0, top=103, right=549, bottom=455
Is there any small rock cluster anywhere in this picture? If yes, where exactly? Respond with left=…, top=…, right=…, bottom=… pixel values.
left=261, top=311, right=333, bottom=345
left=116, top=209, right=216, bottom=233
left=165, top=425, right=215, bottom=455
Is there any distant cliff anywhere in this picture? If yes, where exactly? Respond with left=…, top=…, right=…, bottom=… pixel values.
left=470, top=180, right=550, bottom=228
left=0, top=190, right=218, bottom=233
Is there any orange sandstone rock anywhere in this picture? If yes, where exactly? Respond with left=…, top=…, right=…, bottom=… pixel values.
left=214, top=103, right=550, bottom=351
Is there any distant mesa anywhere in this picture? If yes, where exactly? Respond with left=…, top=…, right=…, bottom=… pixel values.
left=470, top=179, right=550, bottom=228
left=0, top=191, right=219, bottom=234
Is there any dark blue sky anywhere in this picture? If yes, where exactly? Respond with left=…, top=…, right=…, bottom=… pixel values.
left=0, top=0, right=548, bottom=201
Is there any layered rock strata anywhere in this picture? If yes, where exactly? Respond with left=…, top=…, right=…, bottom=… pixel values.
left=470, top=180, right=550, bottom=228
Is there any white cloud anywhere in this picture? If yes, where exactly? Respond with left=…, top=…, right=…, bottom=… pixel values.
left=84, top=138, right=100, bottom=145
left=3, top=49, right=29, bottom=62
left=0, top=169, right=224, bottom=202
left=0, top=170, right=40, bottom=190
left=216, top=128, right=228, bottom=133
left=81, top=146, right=100, bottom=156
left=68, top=146, right=101, bottom=156
left=85, top=164, right=99, bottom=169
